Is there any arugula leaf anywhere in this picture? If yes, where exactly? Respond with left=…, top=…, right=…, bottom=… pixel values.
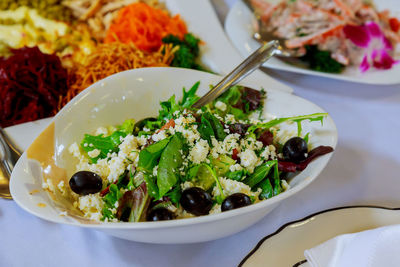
left=303, top=132, right=310, bottom=144
left=101, top=184, right=123, bottom=221
left=157, top=134, right=184, bottom=198
left=242, top=160, right=277, bottom=188
left=138, top=137, right=171, bottom=173
left=180, top=81, right=200, bottom=108
left=248, top=113, right=328, bottom=135
left=158, top=95, right=181, bottom=120
left=203, top=164, right=225, bottom=204
left=81, top=130, right=126, bottom=163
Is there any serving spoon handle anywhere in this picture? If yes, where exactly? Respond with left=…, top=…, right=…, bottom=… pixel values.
left=192, top=40, right=279, bottom=109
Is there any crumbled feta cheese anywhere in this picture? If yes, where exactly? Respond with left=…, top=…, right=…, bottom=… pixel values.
left=259, top=145, right=277, bottom=160
left=78, top=193, right=103, bottom=221
left=152, top=130, right=167, bottom=142
left=107, top=156, right=125, bottom=182
left=225, top=114, right=236, bottom=124
left=42, top=179, right=55, bottom=193
left=215, top=101, right=227, bottom=111
left=88, top=149, right=100, bottom=158
left=181, top=181, right=196, bottom=190
left=209, top=204, right=221, bottom=214
left=68, top=142, right=82, bottom=159
left=57, top=181, right=66, bottom=195
left=118, top=134, right=139, bottom=163
left=95, top=127, right=108, bottom=136
left=239, top=149, right=258, bottom=172
left=229, top=163, right=243, bottom=172
left=240, top=137, right=263, bottom=151
left=222, top=134, right=241, bottom=153
left=212, top=177, right=260, bottom=200
left=189, top=139, right=209, bottom=164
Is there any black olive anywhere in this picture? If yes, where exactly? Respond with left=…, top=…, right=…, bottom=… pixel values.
left=147, top=208, right=175, bottom=221
left=180, top=187, right=213, bottom=216
left=221, top=193, right=252, bottom=212
left=69, top=171, right=103, bottom=195
left=282, top=137, right=308, bottom=163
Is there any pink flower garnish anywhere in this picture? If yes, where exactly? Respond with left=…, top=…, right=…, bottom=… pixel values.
left=343, top=22, right=399, bottom=72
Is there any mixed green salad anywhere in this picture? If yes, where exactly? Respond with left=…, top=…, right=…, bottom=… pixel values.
left=61, top=82, right=333, bottom=222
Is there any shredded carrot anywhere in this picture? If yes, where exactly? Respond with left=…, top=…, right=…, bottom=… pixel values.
left=59, top=42, right=177, bottom=110
left=105, top=2, right=187, bottom=52
left=157, top=119, right=175, bottom=133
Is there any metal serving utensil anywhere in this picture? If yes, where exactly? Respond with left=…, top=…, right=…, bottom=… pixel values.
left=192, top=40, right=279, bottom=108
left=242, top=0, right=305, bottom=58
left=0, top=127, right=22, bottom=200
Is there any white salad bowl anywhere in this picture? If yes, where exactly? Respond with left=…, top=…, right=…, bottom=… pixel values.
left=10, top=67, right=337, bottom=244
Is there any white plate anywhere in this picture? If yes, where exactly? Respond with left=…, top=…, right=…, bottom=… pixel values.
left=225, top=0, right=400, bottom=85
left=240, top=206, right=400, bottom=266
left=9, top=67, right=337, bottom=244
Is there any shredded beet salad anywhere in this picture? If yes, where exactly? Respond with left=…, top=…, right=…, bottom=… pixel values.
left=42, top=82, right=334, bottom=222
left=0, top=47, right=68, bottom=128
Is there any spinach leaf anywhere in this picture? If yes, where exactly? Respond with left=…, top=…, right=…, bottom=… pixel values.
left=256, top=160, right=281, bottom=199
left=204, top=112, right=227, bottom=141
left=143, top=173, right=159, bottom=199
left=226, top=170, right=247, bottom=181
left=248, top=113, right=328, bottom=136
left=242, top=160, right=277, bottom=188
left=258, top=178, right=274, bottom=199
left=157, top=134, right=184, bottom=198
left=138, top=137, right=171, bottom=173
left=198, top=115, right=214, bottom=144
left=165, top=185, right=182, bottom=205
left=81, top=130, right=126, bottom=163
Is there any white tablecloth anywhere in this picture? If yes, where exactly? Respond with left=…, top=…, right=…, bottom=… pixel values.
left=1, top=1, right=400, bottom=266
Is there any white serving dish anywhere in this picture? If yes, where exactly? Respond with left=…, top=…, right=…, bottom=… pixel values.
left=225, top=0, right=400, bottom=85
left=10, top=67, right=337, bottom=244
